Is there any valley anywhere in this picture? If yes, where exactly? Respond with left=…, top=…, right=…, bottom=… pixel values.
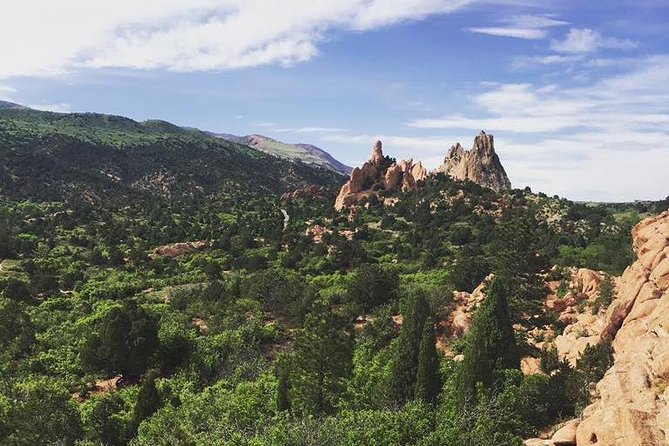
left=1, top=105, right=668, bottom=446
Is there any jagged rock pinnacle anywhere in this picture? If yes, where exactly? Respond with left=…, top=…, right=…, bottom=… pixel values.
left=436, top=131, right=511, bottom=192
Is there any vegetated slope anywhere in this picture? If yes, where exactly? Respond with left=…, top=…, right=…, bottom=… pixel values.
left=0, top=108, right=342, bottom=203
left=0, top=100, right=28, bottom=110
left=4, top=106, right=669, bottom=446
left=214, top=133, right=352, bottom=175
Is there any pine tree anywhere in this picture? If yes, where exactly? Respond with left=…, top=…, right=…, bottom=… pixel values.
left=131, top=370, right=161, bottom=433
left=276, top=354, right=291, bottom=412
left=290, top=300, right=353, bottom=415
left=390, top=291, right=430, bottom=404
left=490, top=209, right=554, bottom=323
left=459, top=276, right=520, bottom=405
left=415, top=320, right=442, bottom=407
left=83, top=300, right=159, bottom=378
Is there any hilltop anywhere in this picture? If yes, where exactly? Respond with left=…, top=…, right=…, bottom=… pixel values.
left=214, top=132, right=352, bottom=175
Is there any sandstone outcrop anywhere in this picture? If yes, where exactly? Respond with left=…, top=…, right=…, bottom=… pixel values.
left=547, top=268, right=608, bottom=364
left=152, top=241, right=208, bottom=258
left=334, top=132, right=509, bottom=210
left=574, top=211, right=669, bottom=446
left=334, top=140, right=426, bottom=210
left=436, top=131, right=511, bottom=192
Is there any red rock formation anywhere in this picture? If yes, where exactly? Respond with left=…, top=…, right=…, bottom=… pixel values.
left=334, top=140, right=425, bottom=210
left=152, top=241, right=208, bottom=258
left=281, top=185, right=327, bottom=201
left=436, top=131, right=511, bottom=192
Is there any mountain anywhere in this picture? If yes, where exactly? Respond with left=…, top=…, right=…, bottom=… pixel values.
left=213, top=133, right=352, bottom=175
left=0, top=107, right=342, bottom=203
left=436, top=130, right=511, bottom=192
left=0, top=100, right=28, bottom=110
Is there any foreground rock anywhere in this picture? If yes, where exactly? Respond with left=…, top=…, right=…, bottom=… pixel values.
left=575, top=211, right=669, bottom=446
left=549, top=268, right=608, bottom=364
left=436, top=131, right=511, bottom=192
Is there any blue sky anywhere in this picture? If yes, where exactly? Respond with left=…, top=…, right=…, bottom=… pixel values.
left=1, top=0, right=668, bottom=201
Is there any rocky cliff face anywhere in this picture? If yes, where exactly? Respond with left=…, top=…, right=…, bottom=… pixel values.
left=334, top=140, right=427, bottom=210
left=574, top=211, right=669, bottom=446
left=436, top=131, right=511, bottom=192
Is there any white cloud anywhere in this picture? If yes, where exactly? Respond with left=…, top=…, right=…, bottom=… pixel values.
left=406, top=55, right=669, bottom=201
left=469, top=27, right=546, bottom=39
left=511, top=54, right=583, bottom=68
left=551, top=28, right=638, bottom=54
left=0, top=0, right=490, bottom=79
left=0, top=84, right=17, bottom=101
left=468, top=14, right=567, bottom=40
left=276, top=127, right=346, bottom=133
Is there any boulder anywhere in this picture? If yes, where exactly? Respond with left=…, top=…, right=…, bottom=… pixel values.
left=552, top=419, right=578, bottom=445
left=153, top=241, right=208, bottom=258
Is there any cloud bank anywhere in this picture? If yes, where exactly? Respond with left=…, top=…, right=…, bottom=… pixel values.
left=406, top=55, right=669, bottom=201
left=0, top=0, right=487, bottom=79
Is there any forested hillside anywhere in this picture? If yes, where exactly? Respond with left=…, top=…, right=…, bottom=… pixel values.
left=1, top=108, right=667, bottom=446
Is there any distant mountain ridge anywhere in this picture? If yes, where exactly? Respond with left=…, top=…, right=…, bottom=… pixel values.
left=213, top=133, right=352, bottom=175
left=0, top=100, right=28, bottom=110
left=0, top=106, right=343, bottom=203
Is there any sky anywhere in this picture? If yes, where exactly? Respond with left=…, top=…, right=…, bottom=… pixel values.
left=1, top=0, right=668, bottom=202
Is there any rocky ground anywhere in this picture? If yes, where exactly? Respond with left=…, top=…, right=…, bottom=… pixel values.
left=524, top=211, right=669, bottom=446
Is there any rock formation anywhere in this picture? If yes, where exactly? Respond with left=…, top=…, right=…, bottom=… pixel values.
left=334, top=132, right=510, bottom=210
left=152, top=241, right=208, bottom=258
left=334, top=140, right=427, bottom=210
left=436, top=131, right=511, bottom=192
left=574, top=211, right=669, bottom=446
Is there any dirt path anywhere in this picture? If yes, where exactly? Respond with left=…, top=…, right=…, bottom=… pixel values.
left=281, top=209, right=289, bottom=230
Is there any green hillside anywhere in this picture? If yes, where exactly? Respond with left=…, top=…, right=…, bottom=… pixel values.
left=1, top=106, right=667, bottom=446
left=0, top=108, right=342, bottom=203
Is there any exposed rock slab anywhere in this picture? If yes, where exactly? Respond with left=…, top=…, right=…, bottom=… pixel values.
left=575, top=211, right=669, bottom=446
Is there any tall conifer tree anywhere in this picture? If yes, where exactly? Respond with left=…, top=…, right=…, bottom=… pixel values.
left=459, top=276, right=520, bottom=405
left=415, top=320, right=441, bottom=407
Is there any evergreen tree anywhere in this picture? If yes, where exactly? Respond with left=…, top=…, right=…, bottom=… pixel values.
left=88, top=393, right=128, bottom=446
left=390, top=291, right=430, bottom=404
left=290, top=300, right=353, bottom=415
left=276, top=355, right=291, bottom=412
left=347, top=263, right=399, bottom=311
left=459, top=276, right=520, bottom=405
left=83, top=300, right=159, bottom=378
left=415, top=320, right=442, bottom=407
left=490, top=209, right=554, bottom=323
left=131, top=370, right=161, bottom=433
